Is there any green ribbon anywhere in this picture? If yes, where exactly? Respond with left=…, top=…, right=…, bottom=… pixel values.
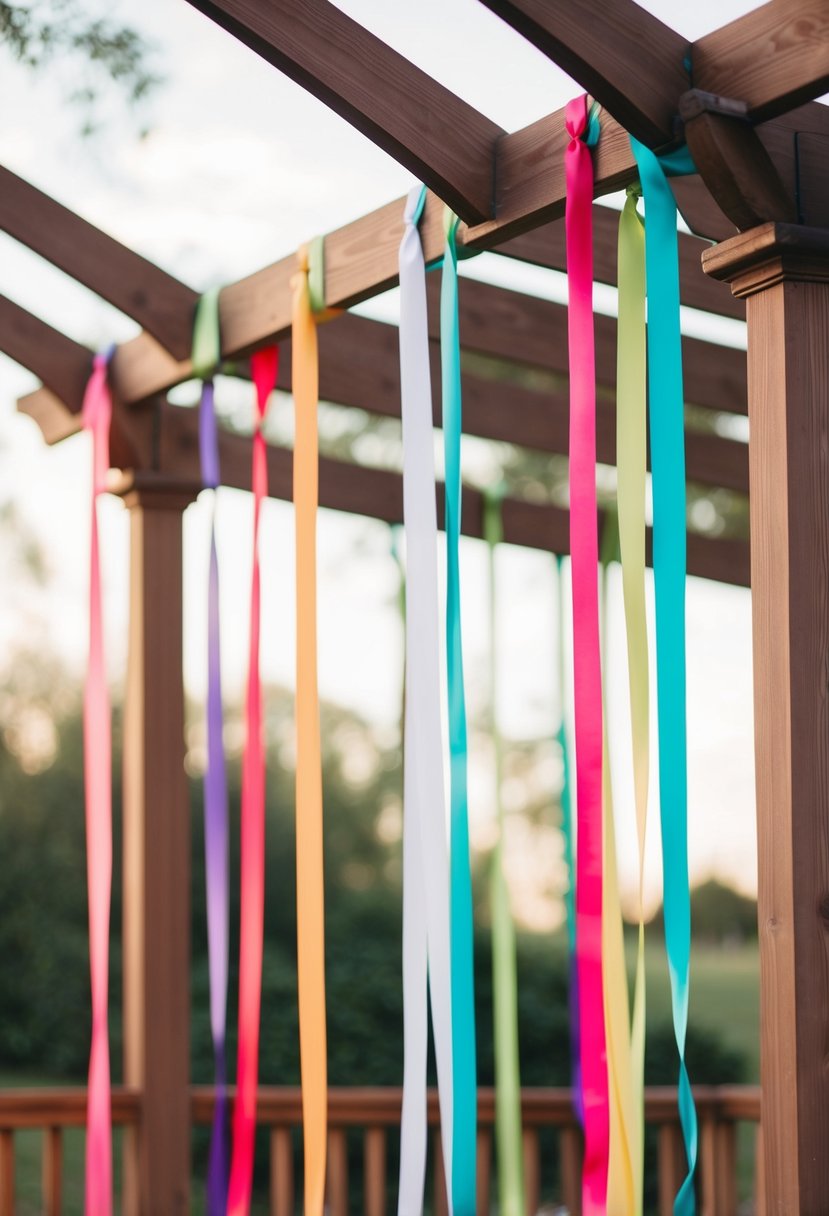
left=307, top=235, right=326, bottom=316
left=630, top=135, right=698, bottom=1216
left=192, top=286, right=222, bottom=383
left=484, top=485, right=524, bottom=1216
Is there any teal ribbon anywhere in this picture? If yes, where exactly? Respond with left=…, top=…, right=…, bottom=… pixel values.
left=630, top=135, right=697, bottom=1216
left=441, top=206, right=477, bottom=1216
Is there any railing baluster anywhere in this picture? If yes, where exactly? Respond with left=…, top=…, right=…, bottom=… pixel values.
left=270, top=1127, right=294, bottom=1216
left=433, top=1130, right=449, bottom=1216
left=559, top=1125, right=582, bottom=1216
left=754, top=1124, right=766, bottom=1216
left=657, top=1123, right=686, bottom=1216
left=327, top=1127, right=349, bottom=1216
left=43, top=1126, right=63, bottom=1216
left=0, top=1130, right=14, bottom=1216
left=522, top=1127, right=540, bottom=1216
left=475, top=1127, right=491, bottom=1216
left=364, top=1127, right=386, bottom=1216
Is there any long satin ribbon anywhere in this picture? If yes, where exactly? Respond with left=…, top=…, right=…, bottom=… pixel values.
left=617, top=185, right=649, bottom=1216
left=484, top=488, right=525, bottom=1216
left=599, top=518, right=637, bottom=1216
left=292, top=245, right=328, bottom=1216
left=83, top=351, right=114, bottom=1216
left=397, top=185, right=454, bottom=1216
left=441, top=206, right=477, bottom=1216
left=564, top=94, right=609, bottom=1216
left=227, top=345, right=278, bottom=1216
left=630, top=135, right=698, bottom=1216
left=193, top=289, right=230, bottom=1216
left=555, top=556, right=582, bottom=1125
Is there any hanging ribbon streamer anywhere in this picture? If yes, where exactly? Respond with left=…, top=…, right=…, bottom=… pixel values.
left=397, top=185, right=455, bottom=1216
left=292, top=242, right=328, bottom=1216
left=599, top=515, right=637, bottom=1216
left=555, top=555, right=582, bottom=1125
left=82, top=349, right=114, bottom=1216
left=616, top=184, right=649, bottom=1216
left=227, top=344, right=278, bottom=1216
left=564, top=94, right=609, bottom=1216
left=441, top=206, right=477, bottom=1216
left=630, top=135, right=698, bottom=1215
left=192, top=288, right=231, bottom=1216
left=484, top=487, right=525, bottom=1216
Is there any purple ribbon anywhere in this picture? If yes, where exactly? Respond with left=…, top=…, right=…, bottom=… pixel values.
left=200, top=377, right=229, bottom=1215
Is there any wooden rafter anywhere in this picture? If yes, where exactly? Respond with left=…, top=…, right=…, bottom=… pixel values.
left=0, top=293, right=91, bottom=409
left=477, top=0, right=688, bottom=147
left=693, top=0, right=829, bottom=126
left=183, top=0, right=503, bottom=224
left=0, top=166, right=199, bottom=360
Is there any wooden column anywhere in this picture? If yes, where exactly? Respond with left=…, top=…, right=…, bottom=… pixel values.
left=118, top=474, right=199, bottom=1216
left=704, top=224, right=829, bottom=1215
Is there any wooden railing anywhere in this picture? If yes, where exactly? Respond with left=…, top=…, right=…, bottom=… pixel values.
left=0, top=1084, right=761, bottom=1215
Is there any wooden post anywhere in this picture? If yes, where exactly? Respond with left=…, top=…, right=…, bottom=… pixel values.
left=704, top=224, right=829, bottom=1215
left=118, top=474, right=198, bottom=1216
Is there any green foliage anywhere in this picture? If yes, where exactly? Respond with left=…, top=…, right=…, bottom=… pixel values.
left=650, top=877, right=758, bottom=946
left=0, top=1, right=160, bottom=133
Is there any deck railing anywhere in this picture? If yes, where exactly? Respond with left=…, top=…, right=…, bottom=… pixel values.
left=0, top=1085, right=762, bottom=1215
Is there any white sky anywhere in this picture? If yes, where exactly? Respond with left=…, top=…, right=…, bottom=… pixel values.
left=0, top=0, right=765, bottom=921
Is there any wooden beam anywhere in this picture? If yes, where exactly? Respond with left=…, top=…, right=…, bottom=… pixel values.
left=428, top=276, right=748, bottom=417
left=156, top=400, right=749, bottom=587
left=704, top=223, right=829, bottom=1212
left=692, top=1, right=829, bottom=127
left=15, top=299, right=750, bottom=494
left=0, top=293, right=91, bottom=407
left=0, top=165, right=199, bottom=360
left=500, top=206, right=745, bottom=321
left=477, top=0, right=688, bottom=147
left=183, top=0, right=502, bottom=224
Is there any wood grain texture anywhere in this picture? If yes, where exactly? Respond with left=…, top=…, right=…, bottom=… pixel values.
left=0, top=165, right=198, bottom=360
left=501, top=205, right=745, bottom=321
left=693, top=0, right=829, bottom=125
left=155, top=400, right=750, bottom=587
left=183, top=0, right=501, bottom=223
left=708, top=230, right=829, bottom=1213
left=479, top=0, right=688, bottom=146
left=120, top=484, right=195, bottom=1216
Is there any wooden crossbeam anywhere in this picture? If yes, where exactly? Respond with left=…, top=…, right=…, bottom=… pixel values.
left=477, top=0, right=688, bottom=147
left=0, top=293, right=91, bottom=409
left=183, top=0, right=503, bottom=224
left=501, top=206, right=745, bottom=321
left=155, top=400, right=749, bottom=588
left=0, top=166, right=199, bottom=360
left=425, top=275, right=748, bottom=416
left=693, top=0, right=829, bottom=126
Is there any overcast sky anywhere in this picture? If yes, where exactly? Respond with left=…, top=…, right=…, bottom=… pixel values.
left=0, top=0, right=765, bottom=921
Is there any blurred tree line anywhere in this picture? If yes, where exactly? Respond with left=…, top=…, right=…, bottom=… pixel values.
left=0, top=652, right=746, bottom=1096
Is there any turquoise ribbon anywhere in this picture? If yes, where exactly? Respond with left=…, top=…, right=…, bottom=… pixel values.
left=441, top=206, right=477, bottom=1216
left=630, top=135, right=697, bottom=1216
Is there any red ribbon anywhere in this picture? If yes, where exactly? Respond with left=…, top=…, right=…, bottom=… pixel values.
left=227, top=347, right=279, bottom=1216
left=565, top=94, right=609, bottom=1215
left=82, top=353, right=113, bottom=1216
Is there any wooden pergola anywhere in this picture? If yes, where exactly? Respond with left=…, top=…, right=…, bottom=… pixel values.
left=2, top=1, right=829, bottom=1213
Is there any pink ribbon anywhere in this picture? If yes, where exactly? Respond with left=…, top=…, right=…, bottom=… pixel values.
left=227, top=347, right=279, bottom=1216
left=82, top=353, right=113, bottom=1216
left=565, top=94, right=609, bottom=1215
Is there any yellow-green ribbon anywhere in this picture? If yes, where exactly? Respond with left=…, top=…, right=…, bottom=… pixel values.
left=600, top=514, right=637, bottom=1216
left=484, top=486, right=525, bottom=1216
left=617, top=184, right=649, bottom=1216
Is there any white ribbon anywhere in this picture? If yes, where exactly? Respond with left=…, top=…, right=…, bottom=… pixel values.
left=397, top=184, right=454, bottom=1216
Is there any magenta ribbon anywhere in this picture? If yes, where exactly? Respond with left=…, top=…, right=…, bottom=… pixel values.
left=199, top=377, right=230, bottom=1216
left=82, top=351, right=114, bottom=1216
left=565, top=94, right=609, bottom=1216
left=227, top=348, right=279, bottom=1216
